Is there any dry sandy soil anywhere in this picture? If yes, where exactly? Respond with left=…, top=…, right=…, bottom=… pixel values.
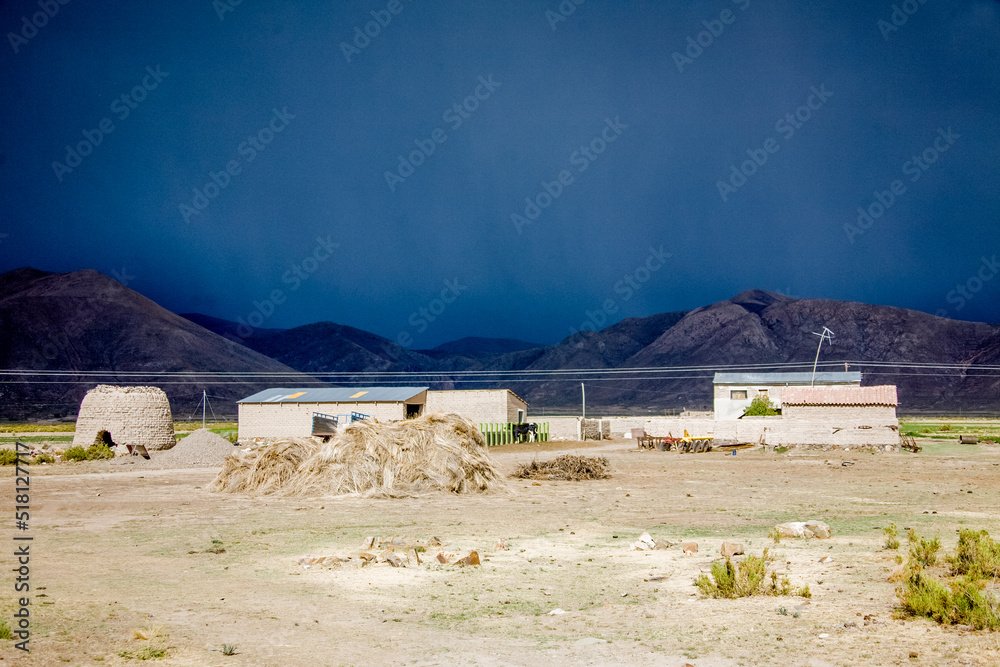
left=4, top=439, right=1000, bottom=666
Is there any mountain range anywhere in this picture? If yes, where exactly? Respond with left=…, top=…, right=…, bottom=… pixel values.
left=1, top=268, right=998, bottom=419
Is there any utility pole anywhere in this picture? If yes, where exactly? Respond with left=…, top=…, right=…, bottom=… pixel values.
left=581, top=383, right=586, bottom=420
left=202, top=390, right=207, bottom=429
left=810, top=327, right=835, bottom=386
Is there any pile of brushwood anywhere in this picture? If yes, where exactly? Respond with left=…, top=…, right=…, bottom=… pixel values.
left=513, top=454, right=610, bottom=481
left=895, top=528, right=1000, bottom=630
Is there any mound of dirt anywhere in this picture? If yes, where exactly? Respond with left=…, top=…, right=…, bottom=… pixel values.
left=114, top=428, right=237, bottom=469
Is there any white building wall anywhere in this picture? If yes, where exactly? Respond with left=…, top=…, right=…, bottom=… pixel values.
left=424, top=390, right=527, bottom=424
left=238, top=401, right=407, bottom=439
left=713, top=380, right=861, bottom=420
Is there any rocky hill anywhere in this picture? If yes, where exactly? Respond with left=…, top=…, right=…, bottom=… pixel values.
left=0, top=268, right=317, bottom=419
left=2, top=269, right=998, bottom=418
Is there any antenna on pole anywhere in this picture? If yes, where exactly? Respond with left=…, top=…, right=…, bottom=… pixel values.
left=810, top=327, right=835, bottom=386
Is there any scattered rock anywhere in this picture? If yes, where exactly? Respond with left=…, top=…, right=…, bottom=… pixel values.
left=682, top=542, right=698, bottom=555
left=774, top=520, right=832, bottom=539
left=495, top=537, right=509, bottom=551
left=548, top=608, right=566, bottom=615
left=653, top=539, right=672, bottom=550
left=631, top=532, right=657, bottom=551
left=574, top=637, right=607, bottom=646
left=721, top=541, right=745, bottom=557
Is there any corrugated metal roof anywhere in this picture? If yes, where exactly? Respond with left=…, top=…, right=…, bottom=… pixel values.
left=713, top=372, right=861, bottom=385
left=238, top=387, right=429, bottom=404
left=782, top=385, right=898, bottom=406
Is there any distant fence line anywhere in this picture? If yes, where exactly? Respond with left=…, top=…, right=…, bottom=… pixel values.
left=478, top=422, right=550, bottom=446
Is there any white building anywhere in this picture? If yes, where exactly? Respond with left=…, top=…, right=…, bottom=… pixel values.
left=238, top=387, right=428, bottom=439
left=712, top=372, right=862, bottom=420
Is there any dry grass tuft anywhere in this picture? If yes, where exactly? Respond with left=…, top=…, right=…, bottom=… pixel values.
left=210, top=438, right=319, bottom=495
left=512, top=455, right=610, bottom=481
left=212, top=413, right=507, bottom=498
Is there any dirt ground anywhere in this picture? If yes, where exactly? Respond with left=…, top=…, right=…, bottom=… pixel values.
left=4, top=439, right=1000, bottom=666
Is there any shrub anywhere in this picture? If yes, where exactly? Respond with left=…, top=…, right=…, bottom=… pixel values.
left=939, top=424, right=952, bottom=432
left=222, top=644, right=238, bottom=656
left=695, top=549, right=800, bottom=598
left=899, top=571, right=1000, bottom=630
left=32, top=452, right=55, bottom=464
left=950, top=529, right=1000, bottom=580
left=63, top=446, right=88, bottom=461
left=910, top=535, right=942, bottom=568
left=0, top=618, right=12, bottom=640
left=884, top=523, right=900, bottom=550
left=744, top=396, right=779, bottom=417
left=86, top=443, right=114, bottom=460
left=0, top=449, right=19, bottom=466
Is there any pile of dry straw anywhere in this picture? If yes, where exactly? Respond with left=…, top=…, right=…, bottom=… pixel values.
left=211, top=412, right=508, bottom=497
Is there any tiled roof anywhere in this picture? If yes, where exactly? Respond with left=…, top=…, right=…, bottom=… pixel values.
left=782, top=385, right=898, bottom=406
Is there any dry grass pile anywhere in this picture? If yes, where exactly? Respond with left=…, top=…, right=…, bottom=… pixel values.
left=513, top=454, right=610, bottom=481
left=212, top=413, right=507, bottom=497
left=210, top=438, right=319, bottom=494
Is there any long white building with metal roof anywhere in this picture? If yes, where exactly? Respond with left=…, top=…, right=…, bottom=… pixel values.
left=237, top=387, right=428, bottom=439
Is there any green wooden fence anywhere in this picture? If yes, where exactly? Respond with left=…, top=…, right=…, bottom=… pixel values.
left=478, top=422, right=549, bottom=446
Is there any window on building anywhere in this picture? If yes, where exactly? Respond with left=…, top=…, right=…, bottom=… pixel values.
left=758, top=389, right=768, bottom=396
left=731, top=390, right=748, bottom=400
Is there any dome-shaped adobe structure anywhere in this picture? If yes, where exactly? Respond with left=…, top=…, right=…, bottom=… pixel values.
left=72, top=385, right=176, bottom=451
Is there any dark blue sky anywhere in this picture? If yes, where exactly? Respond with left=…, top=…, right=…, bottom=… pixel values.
left=2, top=0, right=999, bottom=347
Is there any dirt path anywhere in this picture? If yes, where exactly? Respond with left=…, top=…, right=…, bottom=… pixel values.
left=4, top=441, right=1000, bottom=665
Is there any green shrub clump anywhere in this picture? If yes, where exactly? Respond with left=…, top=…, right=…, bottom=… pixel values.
left=63, top=446, right=88, bottom=461
left=743, top=396, right=779, bottom=417
left=0, top=449, right=19, bottom=466
left=63, top=443, right=115, bottom=461
left=884, top=523, right=900, bottom=550
left=950, top=529, right=1000, bottom=580
left=900, top=571, right=1000, bottom=630
left=695, top=549, right=804, bottom=599
left=909, top=534, right=942, bottom=568
left=897, top=527, right=1000, bottom=630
